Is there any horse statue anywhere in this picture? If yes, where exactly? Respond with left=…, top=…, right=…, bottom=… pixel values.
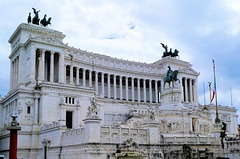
left=32, top=8, right=40, bottom=25
left=163, top=66, right=180, bottom=89
left=160, top=43, right=180, bottom=58
left=40, top=14, right=52, bottom=27
left=171, top=49, right=179, bottom=57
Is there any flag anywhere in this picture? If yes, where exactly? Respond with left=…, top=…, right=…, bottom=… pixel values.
left=211, top=84, right=215, bottom=102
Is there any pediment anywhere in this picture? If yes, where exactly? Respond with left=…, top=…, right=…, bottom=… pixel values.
left=180, top=67, right=199, bottom=76
left=30, top=36, right=66, bottom=48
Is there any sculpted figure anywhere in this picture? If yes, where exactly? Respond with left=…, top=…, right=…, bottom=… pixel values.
left=147, top=105, right=155, bottom=121
left=32, top=8, right=40, bottom=25
left=86, top=97, right=99, bottom=118
left=163, top=66, right=180, bottom=89
left=40, top=14, right=52, bottom=27
left=27, top=12, right=31, bottom=23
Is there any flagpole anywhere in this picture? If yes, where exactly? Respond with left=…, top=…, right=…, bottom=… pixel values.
left=213, top=60, right=220, bottom=123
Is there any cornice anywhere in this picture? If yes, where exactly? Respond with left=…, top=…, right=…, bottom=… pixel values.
left=9, top=23, right=65, bottom=43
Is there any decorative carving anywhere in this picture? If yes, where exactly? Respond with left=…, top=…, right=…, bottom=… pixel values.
left=121, top=138, right=138, bottom=149
left=147, top=105, right=155, bottom=121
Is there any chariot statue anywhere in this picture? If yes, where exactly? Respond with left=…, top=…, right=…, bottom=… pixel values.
left=160, top=43, right=179, bottom=58
left=163, top=66, right=180, bottom=89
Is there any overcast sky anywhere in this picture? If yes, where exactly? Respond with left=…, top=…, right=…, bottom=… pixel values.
left=1, top=0, right=240, bottom=121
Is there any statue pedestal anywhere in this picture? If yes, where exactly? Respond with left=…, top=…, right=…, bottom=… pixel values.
left=142, top=121, right=159, bottom=144
left=211, top=122, right=222, bottom=138
left=160, top=88, right=184, bottom=110
left=83, top=118, right=102, bottom=143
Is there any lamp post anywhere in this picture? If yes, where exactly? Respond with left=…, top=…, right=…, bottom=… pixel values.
left=5, top=115, right=21, bottom=159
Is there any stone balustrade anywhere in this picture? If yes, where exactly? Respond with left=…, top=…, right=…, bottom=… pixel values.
left=164, top=136, right=220, bottom=144
left=100, top=126, right=149, bottom=144
left=40, top=121, right=61, bottom=131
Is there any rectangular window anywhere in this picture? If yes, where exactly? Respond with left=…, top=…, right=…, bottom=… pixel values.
left=27, top=106, right=31, bottom=114
left=66, top=111, right=73, bottom=129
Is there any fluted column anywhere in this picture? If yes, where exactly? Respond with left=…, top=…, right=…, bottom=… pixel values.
left=83, top=69, right=86, bottom=87
left=184, top=78, right=188, bottom=102
left=101, top=73, right=104, bottom=96
left=149, top=80, right=152, bottom=103
left=120, top=76, right=122, bottom=100
left=70, top=65, right=74, bottom=85
left=189, top=79, right=193, bottom=103
left=50, top=52, right=54, bottom=82
left=131, top=78, right=134, bottom=101
left=95, top=72, right=98, bottom=94
left=143, top=79, right=146, bottom=102
left=114, top=75, right=116, bottom=99
left=89, top=71, right=92, bottom=87
left=59, top=52, right=64, bottom=84
left=155, top=80, right=158, bottom=103
left=137, top=79, right=140, bottom=102
left=108, top=74, right=111, bottom=98
left=125, top=77, right=128, bottom=101
left=76, top=67, right=79, bottom=85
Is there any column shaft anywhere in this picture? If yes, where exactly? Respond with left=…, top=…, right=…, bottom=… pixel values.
left=83, top=69, right=86, bottom=87
left=189, top=79, right=193, bottom=103
left=114, top=75, right=116, bottom=99
left=108, top=74, right=111, bottom=98
left=89, top=71, right=92, bottom=87
left=101, top=73, right=104, bottom=96
left=149, top=80, right=152, bottom=103
left=120, top=76, right=122, bottom=100
left=131, top=78, right=134, bottom=101
left=184, top=78, right=188, bottom=102
left=138, top=79, right=140, bottom=102
left=70, top=65, right=74, bottom=85
left=50, top=52, right=54, bottom=82
left=155, top=80, right=158, bottom=103
left=125, top=77, right=128, bottom=101
left=143, top=79, right=146, bottom=102
left=59, top=53, right=64, bottom=84
left=95, top=72, right=98, bottom=94
left=76, top=67, right=79, bottom=85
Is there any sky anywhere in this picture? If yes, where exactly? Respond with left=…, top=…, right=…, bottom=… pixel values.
left=1, top=0, right=240, bottom=121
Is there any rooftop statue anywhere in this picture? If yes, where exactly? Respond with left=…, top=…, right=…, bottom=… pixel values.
left=160, top=43, right=179, bottom=58
left=28, top=8, right=52, bottom=27
left=27, top=12, right=31, bottom=24
left=32, top=8, right=40, bottom=25
left=40, top=14, right=52, bottom=27
left=163, top=66, right=180, bottom=89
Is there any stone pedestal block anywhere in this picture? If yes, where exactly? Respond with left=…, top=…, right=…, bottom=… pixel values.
left=161, top=88, right=181, bottom=105
left=142, top=121, right=159, bottom=144
left=83, top=118, right=102, bottom=143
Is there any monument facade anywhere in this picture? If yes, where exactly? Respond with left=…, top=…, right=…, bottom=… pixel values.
left=0, top=23, right=238, bottom=159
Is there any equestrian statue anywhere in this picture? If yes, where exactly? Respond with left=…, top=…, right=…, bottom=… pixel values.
left=163, top=66, right=180, bottom=89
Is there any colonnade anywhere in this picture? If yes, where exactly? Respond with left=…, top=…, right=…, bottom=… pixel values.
left=182, top=77, right=197, bottom=103
left=10, top=56, right=19, bottom=88
left=36, top=49, right=64, bottom=84
left=64, top=65, right=161, bottom=103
